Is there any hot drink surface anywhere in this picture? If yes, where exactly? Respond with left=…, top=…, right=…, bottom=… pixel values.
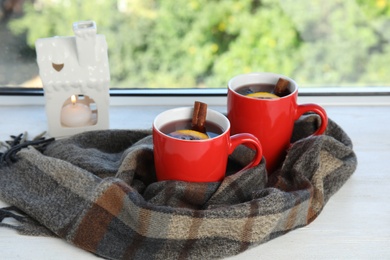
left=161, top=119, right=223, bottom=140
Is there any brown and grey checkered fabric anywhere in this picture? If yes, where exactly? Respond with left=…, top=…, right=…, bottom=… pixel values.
left=0, top=115, right=357, bottom=259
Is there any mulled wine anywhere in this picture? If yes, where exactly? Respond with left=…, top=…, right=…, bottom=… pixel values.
left=160, top=119, right=224, bottom=140
left=236, top=82, right=291, bottom=98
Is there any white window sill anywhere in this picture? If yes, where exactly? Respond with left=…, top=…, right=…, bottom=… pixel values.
left=1, top=87, right=390, bottom=106
left=0, top=104, right=389, bottom=259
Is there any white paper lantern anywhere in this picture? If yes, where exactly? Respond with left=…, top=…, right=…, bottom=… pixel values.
left=36, top=21, right=110, bottom=138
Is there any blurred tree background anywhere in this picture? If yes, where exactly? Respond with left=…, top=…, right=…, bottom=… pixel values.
left=5, top=0, right=390, bottom=88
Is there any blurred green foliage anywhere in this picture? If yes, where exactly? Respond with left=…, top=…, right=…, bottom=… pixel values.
left=8, top=0, right=390, bottom=88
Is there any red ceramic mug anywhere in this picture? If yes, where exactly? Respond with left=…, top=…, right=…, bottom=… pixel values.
left=227, top=72, right=328, bottom=174
left=153, top=107, right=263, bottom=182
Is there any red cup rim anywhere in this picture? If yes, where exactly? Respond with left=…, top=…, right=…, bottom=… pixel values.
left=228, top=72, right=298, bottom=100
left=153, top=107, right=229, bottom=142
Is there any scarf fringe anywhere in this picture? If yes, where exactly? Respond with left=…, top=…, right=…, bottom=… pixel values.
left=0, top=132, right=55, bottom=165
left=0, top=206, right=54, bottom=236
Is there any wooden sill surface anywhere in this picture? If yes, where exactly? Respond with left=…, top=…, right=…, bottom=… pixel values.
left=0, top=105, right=389, bottom=259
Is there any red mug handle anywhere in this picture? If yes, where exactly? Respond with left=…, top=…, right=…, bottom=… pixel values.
left=295, top=103, right=328, bottom=136
left=229, top=133, right=263, bottom=171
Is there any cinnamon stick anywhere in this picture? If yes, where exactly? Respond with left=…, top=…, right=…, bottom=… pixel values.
left=191, top=101, right=207, bottom=133
left=273, top=78, right=290, bottom=97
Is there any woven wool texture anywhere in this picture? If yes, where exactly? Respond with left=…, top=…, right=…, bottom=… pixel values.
left=0, top=116, right=357, bottom=260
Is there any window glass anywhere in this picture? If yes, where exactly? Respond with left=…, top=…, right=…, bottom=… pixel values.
left=1, top=0, right=389, bottom=89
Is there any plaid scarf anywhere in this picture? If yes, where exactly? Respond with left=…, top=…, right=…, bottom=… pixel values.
left=0, top=115, right=357, bottom=260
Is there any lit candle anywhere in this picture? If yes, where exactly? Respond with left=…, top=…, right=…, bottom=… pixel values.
left=61, top=95, right=92, bottom=127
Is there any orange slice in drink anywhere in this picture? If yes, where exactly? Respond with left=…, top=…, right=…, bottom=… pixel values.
left=169, top=129, right=209, bottom=140
left=246, top=92, right=279, bottom=99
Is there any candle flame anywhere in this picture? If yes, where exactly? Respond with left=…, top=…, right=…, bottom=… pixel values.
left=71, top=95, right=77, bottom=105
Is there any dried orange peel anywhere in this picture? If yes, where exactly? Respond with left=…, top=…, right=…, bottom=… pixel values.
left=169, top=129, right=209, bottom=140
left=246, top=92, right=279, bottom=99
